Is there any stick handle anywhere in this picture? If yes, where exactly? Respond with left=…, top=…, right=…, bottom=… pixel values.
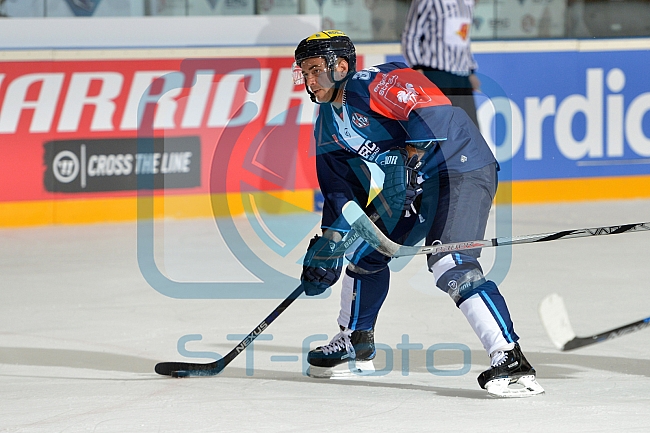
left=342, top=200, right=650, bottom=258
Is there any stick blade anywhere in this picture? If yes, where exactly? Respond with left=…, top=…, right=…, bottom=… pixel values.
left=155, top=361, right=224, bottom=377
left=539, top=293, right=577, bottom=350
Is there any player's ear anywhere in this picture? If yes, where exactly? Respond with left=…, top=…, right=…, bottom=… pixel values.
left=335, top=58, right=349, bottom=80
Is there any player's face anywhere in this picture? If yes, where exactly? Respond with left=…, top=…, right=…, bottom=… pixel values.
left=300, top=57, right=348, bottom=103
left=300, top=57, right=334, bottom=102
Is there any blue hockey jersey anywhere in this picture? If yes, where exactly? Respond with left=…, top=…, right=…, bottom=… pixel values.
left=314, top=62, right=496, bottom=232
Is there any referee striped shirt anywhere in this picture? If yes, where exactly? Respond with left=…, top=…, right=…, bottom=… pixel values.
left=401, top=0, right=477, bottom=76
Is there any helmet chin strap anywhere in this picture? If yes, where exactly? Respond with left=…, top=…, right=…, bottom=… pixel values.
left=327, top=78, right=346, bottom=104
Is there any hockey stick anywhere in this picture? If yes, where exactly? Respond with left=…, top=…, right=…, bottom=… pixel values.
left=155, top=284, right=304, bottom=377
left=341, top=201, right=650, bottom=258
left=539, top=293, right=650, bottom=351
left=154, top=220, right=370, bottom=378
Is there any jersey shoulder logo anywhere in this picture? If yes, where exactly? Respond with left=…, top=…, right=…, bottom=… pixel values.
left=369, top=68, right=450, bottom=120
left=374, top=73, right=432, bottom=118
left=353, top=66, right=380, bottom=81
left=396, top=83, right=421, bottom=105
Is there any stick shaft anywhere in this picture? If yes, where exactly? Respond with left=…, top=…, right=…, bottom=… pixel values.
left=155, top=222, right=368, bottom=377
left=563, top=317, right=650, bottom=351
left=341, top=201, right=650, bottom=258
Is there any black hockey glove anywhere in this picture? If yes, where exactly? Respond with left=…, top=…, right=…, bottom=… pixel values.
left=378, top=147, right=423, bottom=212
left=301, top=233, right=344, bottom=296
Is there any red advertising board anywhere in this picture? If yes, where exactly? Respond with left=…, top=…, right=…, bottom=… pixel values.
left=0, top=56, right=320, bottom=212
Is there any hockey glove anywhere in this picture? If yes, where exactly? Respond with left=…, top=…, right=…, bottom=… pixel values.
left=301, top=233, right=344, bottom=296
left=377, top=147, right=423, bottom=212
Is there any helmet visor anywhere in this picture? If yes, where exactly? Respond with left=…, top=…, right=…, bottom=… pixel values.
left=292, top=61, right=304, bottom=85
left=293, top=59, right=334, bottom=87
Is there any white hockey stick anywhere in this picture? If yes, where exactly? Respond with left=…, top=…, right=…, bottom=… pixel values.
left=539, top=293, right=650, bottom=351
left=341, top=201, right=650, bottom=258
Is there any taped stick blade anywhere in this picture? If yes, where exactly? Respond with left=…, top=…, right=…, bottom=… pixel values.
left=341, top=201, right=366, bottom=225
left=539, top=293, right=577, bottom=350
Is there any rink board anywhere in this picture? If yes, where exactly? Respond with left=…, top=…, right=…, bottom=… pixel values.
left=1, top=39, right=649, bottom=227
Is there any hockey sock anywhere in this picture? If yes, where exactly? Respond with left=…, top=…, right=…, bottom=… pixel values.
left=458, top=281, right=519, bottom=355
left=337, top=267, right=389, bottom=330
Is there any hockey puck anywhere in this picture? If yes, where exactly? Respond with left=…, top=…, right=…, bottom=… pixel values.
left=171, top=370, right=190, bottom=378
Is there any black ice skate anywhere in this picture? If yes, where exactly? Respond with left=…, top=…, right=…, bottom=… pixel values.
left=477, top=343, right=544, bottom=398
left=307, top=327, right=376, bottom=378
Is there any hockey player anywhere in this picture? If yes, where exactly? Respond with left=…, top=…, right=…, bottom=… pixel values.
left=295, top=30, right=543, bottom=397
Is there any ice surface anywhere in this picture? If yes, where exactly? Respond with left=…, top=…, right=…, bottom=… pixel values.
left=2, top=199, right=650, bottom=432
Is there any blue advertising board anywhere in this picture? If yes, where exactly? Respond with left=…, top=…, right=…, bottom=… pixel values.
left=387, top=47, right=650, bottom=183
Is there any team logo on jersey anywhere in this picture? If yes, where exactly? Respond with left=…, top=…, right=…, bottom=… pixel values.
left=352, top=113, right=370, bottom=129
left=373, top=72, right=433, bottom=118
left=446, top=17, right=472, bottom=47
left=456, top=23, right=470, bottom=41
left=397, top=83, right=421, bottom=105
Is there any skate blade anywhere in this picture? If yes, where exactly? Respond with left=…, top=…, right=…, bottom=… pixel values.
left=485, top=375, right=545, bottom=398
left=307, top=360, right=375, bottom=379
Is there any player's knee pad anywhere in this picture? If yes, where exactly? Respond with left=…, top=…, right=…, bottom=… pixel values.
left=432, top=254, right=486, bottom=305
left=455, top=278, right=497, bottom=306
left=441, top=268, right=486, bottom=305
